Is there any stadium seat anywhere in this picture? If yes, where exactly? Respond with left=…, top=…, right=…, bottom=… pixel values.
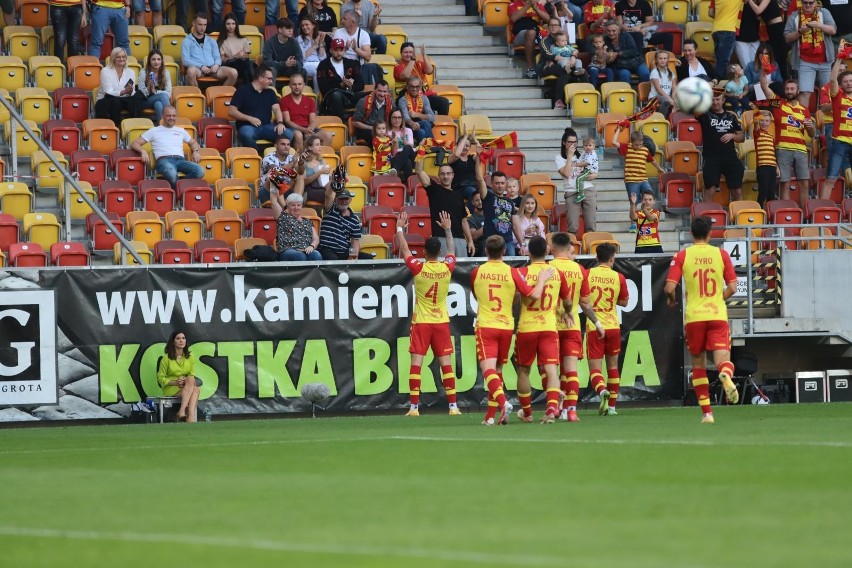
left=82, top=118, right=120, bottom=154
left=800, top=225, right=837, bottom=250
left=0, top=56, right=28, bottom=92
left=28, top=55, right=65, bottom=92
left=407, top=174, right=429, bottom=207
left=128, top=25, right=154, bottom=61
left=0, top=181, right=34, bottom=220
left=691, top=202, right=728, bottom=238
left=126, top=210, right=165, bottom=249
left=72, top=150, right=109, bottom=187
left=670, top=111, right=703, bottom=146
left=482, top=0, right=511, bottom=27
left=110, top=149, right=147, bottom=188
left=660, top=172, right=695, bottom=215
left=165, top=210, right=204, bottom=247
left=154, top=239, right=193, bottom=264
left=31, top=150, right=69, bottom=191
left=0, top=213, right=19, bottom=252
left=235, top=237, right=267, bottom=260
left=23, top=212, right=61, bottom=250
left=730, top=200, right=766, bottom=227
left=121, top=117, right=155, bottom=148
left=205, top=85, right=236, bottom=120
left=176, top=178, right=215, bottom=216
left=50, top=241, right=89, bottom=267
left=345, top=175, right=368, bottom=213
left=805, top=199, right=842, bottom=224
left=226, top=147, right=261, bottom=181
left=87, top=211, right=124, bottom=251
left=661, top=0, right=690, bottom=24
left=19, top=0, right=50, bottom=28
left=137, top=179, right=175, bottom=217
left=362, top=205, right=397, bottom=243
left=520, top=173, right=556, bottom=212
left=54, top=87, right=90, bottom=123
left=171, top=86, right=206, bottom=122
left=638, top=113, right=670, bottom=150
left=113, top=240, right=152, bottom=265
left=44, top=119, right=81, bottom=156
left=99, top=179, right=136, bottom=218
left=67, top=56, right=103, bottom=91
left=205, top=209, right=243, bottom=248
left=458, top=114, right=496, bottom=144
left=199, top=117, right=233, bottom=153
left=342, top=145, right=373, bottom=182
left=195, top=238, right=234, bottom=263
left=664, top=141, right=701, bottom=176
left=154, top=25, right=187, bottom=62
left=402, top=208, right=432, bottom=241
left=239, top=25, right=264, bottom=61
left=359, top=233, right=390, bottom=259
left=582, top=231, right=618, bottom=255
left=565, top=83, right=600, bottom=120
left=431, top=84, right=465, bottom=120
left=245, top=208, right=276, bottom=244
left=810, top=168, right=845, bottom=204
left=490, top=148, right=525, bottom=180
left=596, top=112, right=628, bottom=148
left=371, top=175, right=406, bottom=210
left=59, top=180, right=97, bottom=220
left=4, top=120, right=41, bottom=157
left=431, top=115, right=457, bottom=148
left=315, top=115, right=348, bottom=152
left=601, top=82, right=636, bottom=115
left=9, top=241, right=47, bottom=267
left=197, top=147, right=226, bottom=185
left=215, top=178, right=253, bottom=215
left=4, top=26, right=39, bottom=60
left=244, top=0, right=266, bottom=28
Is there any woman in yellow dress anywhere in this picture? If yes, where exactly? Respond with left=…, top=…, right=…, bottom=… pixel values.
left=157, top=330, right=200, bottom=422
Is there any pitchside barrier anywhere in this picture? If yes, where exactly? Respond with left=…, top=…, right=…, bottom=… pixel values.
left=0, top=256, right=683, bottom=423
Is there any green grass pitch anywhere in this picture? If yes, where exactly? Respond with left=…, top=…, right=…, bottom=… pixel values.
left=1, top=404, right=851, bottom=568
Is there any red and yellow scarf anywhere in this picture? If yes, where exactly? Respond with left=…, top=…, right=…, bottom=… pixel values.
left=363, top=91, right=393, bottom=123
left=404, top=91, right=423, bottom=115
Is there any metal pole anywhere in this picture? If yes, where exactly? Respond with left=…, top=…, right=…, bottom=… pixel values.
left=0, top=97, right=145, bottom=265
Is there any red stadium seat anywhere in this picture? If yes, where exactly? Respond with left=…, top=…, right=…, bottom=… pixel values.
left=362, top=205, right=397, bottom=243
left=176, top=178, right=214, bottom=217
left=53, top=87, right=90, bottom=123
left=9, top=242, right=47, bottom=267
left=111, top=149, right=147, bottom=187
left=86, top=212, right=124, bottom=251
left=805, top=199, right=842, bottom=224
left=43, top=119, right=81, bottom=156
left=490, top=148, right=526, bottom=180
left=691, top=202, right=728, bottom=238
left=154, top=239, right=193, bottom=264
left=0, top=213, right=19, bottom=252
left=71, top=150, right=108, bottom=186
left=50, top=241, right=89, bottom=266
left=198, top=117, right=233, bottom=153
left=245, top=207, right=276, bottom=244
left=660, top=172, right=696, bottom=215
left=138, top=179, right=176, bottom=217
left=194, top=238, right=233, bottom=263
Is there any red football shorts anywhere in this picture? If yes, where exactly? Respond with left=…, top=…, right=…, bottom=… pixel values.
left=559, top=329, right=584, bottom=360
left=586, top=328, right=622, bottom=360
left=476, top=327, right=514, bottom=364
left=409, top=323, right=454, bottom=356
left=514, top=331, right=559, bottom=367
left=685, top=320, right=731, bottom=355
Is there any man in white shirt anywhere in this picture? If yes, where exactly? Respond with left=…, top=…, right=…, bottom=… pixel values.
left=332, top=9, right=382, bottom=84
left=130, top=106, right=205, bottom=188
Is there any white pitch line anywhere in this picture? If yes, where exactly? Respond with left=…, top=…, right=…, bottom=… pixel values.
left=0, top=526, right=562, bottom=567
left=389, top=435, right=852, bottom=448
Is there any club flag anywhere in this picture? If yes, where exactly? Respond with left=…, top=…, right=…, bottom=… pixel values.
left=478, top=131, right=518, bottom=163
left=415, top=137, right=455, bottom=161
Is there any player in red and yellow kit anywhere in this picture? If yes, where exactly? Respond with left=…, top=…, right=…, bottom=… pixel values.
left=471, top=235, right=552, bottom=426
left=665, top=216, right=739, bottom=424
left=515, top=235, right=571, bottom=424
left=549, top=232, right=604, bottom=422
left=397, top=210, right=460, bottom=417
left=586, top=242, right=629, bottom=416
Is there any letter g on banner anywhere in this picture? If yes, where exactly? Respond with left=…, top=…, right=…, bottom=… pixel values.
left=0, top=309, right=35, bottom=376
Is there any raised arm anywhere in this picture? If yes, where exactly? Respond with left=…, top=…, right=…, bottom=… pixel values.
left=414, top=155, right=432, bottom=188
left=438, top=210, right=455, bottom=257
left=396, top=211, right=411, bottom=258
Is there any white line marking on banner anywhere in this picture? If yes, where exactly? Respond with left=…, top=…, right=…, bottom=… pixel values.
left=0, top=526, right=561, bottom=566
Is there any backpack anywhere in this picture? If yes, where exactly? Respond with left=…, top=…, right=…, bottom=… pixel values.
left=244, top=245, right=279, bottom=262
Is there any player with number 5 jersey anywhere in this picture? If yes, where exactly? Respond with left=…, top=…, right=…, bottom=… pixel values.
left=397, top=210, right=461, bottom=417
left=586, top=242, right=629, bottom=416
left=665, top=216, right=738, bottom=423
left=471, top=235, right=552, bottom=425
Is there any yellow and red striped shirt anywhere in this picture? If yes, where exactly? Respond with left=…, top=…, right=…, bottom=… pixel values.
left=517, top=261, right=570, bottom=333
left=753, top=125, right=777, bottom=167
left=635, top=209, right=662, bottom=249
left=771, top=98, right=810, bottom=153
left=471, top=260, right=535, bottom=330
left=832, top=89, right=852, bottom=145
left=585, top=265, right=628, bottom=332
left=550, top=257, right=589, bottom=332
left=406, top=254, right=456, bottom=324
left=619, top=144, right=654, bottom=183
left=666, top=243, right=737, bottom=323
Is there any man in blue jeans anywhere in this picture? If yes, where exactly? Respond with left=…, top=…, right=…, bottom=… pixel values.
left=88, top=0, right=130, bottom=58
left=268, top=0, right=299, bottom=27
left=709, top=0, right=738, bottom=80
left=228, top=64, right=291, bottom=150
left=130, top=106, right=205, bottom=189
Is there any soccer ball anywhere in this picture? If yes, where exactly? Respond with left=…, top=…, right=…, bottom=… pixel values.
left=751, top=395, right=770, bottom=405
left=675, top=77, right=713, bottom=114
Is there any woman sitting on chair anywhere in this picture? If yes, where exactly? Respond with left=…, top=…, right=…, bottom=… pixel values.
left=157, top=330, right=201, bottom=422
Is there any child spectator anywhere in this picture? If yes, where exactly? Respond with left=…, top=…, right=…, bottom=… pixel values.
left=587, top=34, right=613, bottom=90
left=613, top=125, right=664, bottom=232
left=629, top=189, right=663, bottom=254
left=573, top=136, right=599, bottom=203
left=753, top=110, right=779, bottom=207
left=549, top=31, right=585, bottom=76
left=725, top=63, right=750, bottom=117
left=649, top=50, right=677, bottom=118
left=371, top=120, right=397, bottom=176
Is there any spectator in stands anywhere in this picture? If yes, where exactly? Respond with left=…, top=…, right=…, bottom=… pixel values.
left=297, top=18, right=327, bottom=91
left=353, top=80, right=395, bottom=145
left=753, top=110, right=779, bottom=207
left=341, top=0, right=388, bottom=54
left=725, top=63, right=750, bottom=117
left=270, top=0, right=300, bottom=28
left=211, top=0, right=245, bottom=30
left=130, top=106, right=205, bottom=189
left=88, top=0, right=130, bottom=58
left=0, top=0, right=12, bottom=28
left=538, top=18, right=575, bottom=109
left=709, top=0, right=741, bottom=81
left=629, top=189, right=662, bottom=254
left=821, top=57, right=852, bottom=200
left=174, top=0, right=207, bottom=29
left=549, top=31, right=584, bottom=76
left=819, top=58, right=851, bottom=180
left=302, top=134, right=333, bottom=203
left=271, top=191, right=322, bottom=261
left=182, top=13, right=239, bottom=87
left=785, top=0, right=836, bottom=108
left=463, top=192, right=485, bottom=257
left=333, top=10, right=383, bottom=85
left=513, top=194, right=546, bottom=255
left=139, top=49, right=172, bottom=123
left=649, top=49, right=676, bottom=118
left=316, top=38, right=365, bottom=120
left=556, top=128, right=596, bottom=236
left=229, top=64, right=291, bottom=150
left=587, top=33, right=613, bottom=89
left=415, top=156, right=475, bottom=257
left=95, top=48, right=143, bottom=126
left=736, top=0, right=766, bottom=72
left=300, top=0, right=338, bottom=51
left=260, top=135, right=296, bottom=205
left=399, top=77, right=435, bottom=144
left=280, top=73, right=333, bottom=152
left=604, top=21, right=649, bottom=83
left=157, top=330, right=200, bottom=422
left=826, top=0, right=852, bottom=52
left=615, top=0, right=673, bottom=52
left=50, top=0, right=86, bottom=60
left=318, top=184, right=372, bottom=260
left=613, top=125, right=664, bottom=232
left=218, top=13, right=256, bottom=84
left=745, top=43, right=783, bottom=95
left=388, top=109, right=416, bottom=181
left=696, top=89, right=745, bottom=203
left=371, top=120, right=396, bottom=176
left=584, top=0, right=616, bottom=37
left=394, top=43, right=450, bottom=116
left=263, top=18, right=305, bottom=80
left=549, top=0, right=583, bottom=24
left=132, top=0, right=161, bottom=27
left=677, top=39, right=718, bottom=84
left=574, top=135, right=599, bottom=203
left=479, top=171, right=520, bottom=256
left=448, top=131, right=481, bottom=200
left=509, top=0, right=550, bottom=79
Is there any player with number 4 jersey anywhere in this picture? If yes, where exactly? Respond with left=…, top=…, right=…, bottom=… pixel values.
left=666, top=216, right=738, bottom=423
left=397, top=210, right=461, bottom=417
left=471, top=235, right=551, bottom=425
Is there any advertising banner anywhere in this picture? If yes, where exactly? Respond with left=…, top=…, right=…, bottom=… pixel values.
left=0, top=256, right=683, bottom=422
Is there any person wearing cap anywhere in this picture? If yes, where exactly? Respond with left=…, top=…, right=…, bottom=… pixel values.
left=393, top=42, right=450, bottom=116
left=696, top=88, right=745, bottom=203
left=318, top=181, right=371, bottom=260
left=316, top=37, right=365, bottom=121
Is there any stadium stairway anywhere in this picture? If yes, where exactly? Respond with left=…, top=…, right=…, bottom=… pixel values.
left=382, top=0, right=679, bottom=251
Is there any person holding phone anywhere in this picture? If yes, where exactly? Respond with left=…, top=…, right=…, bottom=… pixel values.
left=94, top=47, right=143, bottom=126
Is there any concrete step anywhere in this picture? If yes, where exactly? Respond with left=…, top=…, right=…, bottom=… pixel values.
left=393, top=23, right=488, bottom=37
left=459, top=86, right=545, bottom=100
left=468, top=99, right=553, bottom=111
left=428, top=46, right=512, bottom=56
left=451, top=78, right=539, bottom=88
left=423, top=35, right=500, bottom=48
left=380, top=4, right=466, bottom=17
left=431, top=55, right=516, bottom=69
left=384, top=16, right=480, bottom=26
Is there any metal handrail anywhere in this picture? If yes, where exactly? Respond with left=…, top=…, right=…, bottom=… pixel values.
left=0, top=96, right=144, bottom=265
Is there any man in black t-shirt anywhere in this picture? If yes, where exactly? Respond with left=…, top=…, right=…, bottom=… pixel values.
left=696, top=89, right=745, bottom=203
left=228, top=64, right=289, bottom=150
left=415, top=158, right=474, bottom=257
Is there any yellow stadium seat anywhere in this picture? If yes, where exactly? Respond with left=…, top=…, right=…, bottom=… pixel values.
left=206, top=85, right=236, bottom=120
left=165, top=210, right=204, bottom=248
left=565, top=83, right=600, bottom=119
left=4, top=119, right=42, bottom=157
left=214, top=179, right=253, bottom=216
left=113, top=240, right=153, bottom=265
left=239, top=25, right=265, bottom=62
left=341, top=145, right=373, bottom=183
left=16, top=87, right=52, bottom=125
left=0, top=56, right=28, bottom=92
left=226, top=147, right=262, bottom=182
left=128, top=25, right=154, bottom=61
left=4, top=26, right=40, bottom=60
left=23, top=211, right=61, bottom=250
left=431, top=84, right=465, bottom=120
left=198, top=147, right=226, bottom=185
left=0, top=181, right=33, bottom=220
left=126, top=210, right=166, bottom=249
left=31, top=150, right=69, bottom=191
left=154, top=25, right=187, bottom=62
left=171, top=86, right=206, bottom=122
left=315, top=115, right=347, bottom=152
left=28, top=55, right=65, bottom=92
